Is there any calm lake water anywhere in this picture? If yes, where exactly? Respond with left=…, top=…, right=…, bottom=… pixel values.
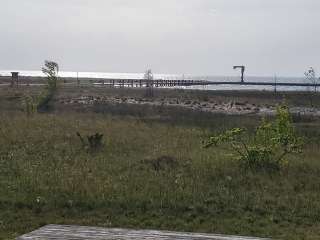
left=0, top=70, right=313, bottom=92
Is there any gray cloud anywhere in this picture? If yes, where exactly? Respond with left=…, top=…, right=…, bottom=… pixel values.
left=0, top=0, right=319, bottom=76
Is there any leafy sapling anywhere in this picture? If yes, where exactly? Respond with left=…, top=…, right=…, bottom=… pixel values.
left=204, top=105, right=303, bottom=172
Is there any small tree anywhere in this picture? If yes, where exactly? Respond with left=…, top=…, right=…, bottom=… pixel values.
left=304, top=67, right=318, bottom=93
left=42, top=60, right=59, bottom=90
left=144, top=69, right=154, bottom=97
left=204, top=106, right=303, bottom=172
left=37, top=60, right=60, bottom=111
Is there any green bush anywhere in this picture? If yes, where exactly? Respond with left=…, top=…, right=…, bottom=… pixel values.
left=22, top=95, right=38, bottom=116
left=205, top=105, right=304, bottom=172
left=36, top=88, right=55, bottom=112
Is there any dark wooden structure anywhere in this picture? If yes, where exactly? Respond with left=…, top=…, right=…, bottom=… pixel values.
left=1, top=75, right=320, bottom=89
left=17, top=224, right=270, bottom=240
left=92, top=78, right=320, bottom=88
left=93, top=79, right=207, bottom=88
left=11, top=72, right=19, bottom=87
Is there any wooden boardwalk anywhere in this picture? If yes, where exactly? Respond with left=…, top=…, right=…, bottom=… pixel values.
left=1, top=74, right=320, bottom=88
left=90, top=79, right=320, bottom=88
left=17, top=225, right=271, bottom=240
left=91, top=79, right=208, bottom=88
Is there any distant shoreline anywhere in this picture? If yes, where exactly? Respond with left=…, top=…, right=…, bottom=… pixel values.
left=0, top=75, right=316, bottom=92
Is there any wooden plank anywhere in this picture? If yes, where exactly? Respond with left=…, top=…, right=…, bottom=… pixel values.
left=17, top=225, right=271, bottom=240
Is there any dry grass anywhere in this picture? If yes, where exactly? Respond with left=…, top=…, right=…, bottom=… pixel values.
left=1, top=111, right=320, bottom=240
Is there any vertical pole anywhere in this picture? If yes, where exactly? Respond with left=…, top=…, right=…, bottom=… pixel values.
left=274, top=74, right=277, bottom=94
left=241, top=67, right=244, bottom=83
left=77, top=72, right=79, bottom=86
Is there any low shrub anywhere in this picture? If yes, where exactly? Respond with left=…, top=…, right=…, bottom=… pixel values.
left=76, top=132, right=104, bottom=152
left=204, top=105, right=304, bottom=172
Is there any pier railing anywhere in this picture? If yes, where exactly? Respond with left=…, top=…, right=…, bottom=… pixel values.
left=1, top=75, right=320, bottom=88
left=87, top=78, right=320, bottom=88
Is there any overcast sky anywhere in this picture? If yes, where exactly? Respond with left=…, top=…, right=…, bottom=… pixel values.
left=0, top=0, right=319, bottom=76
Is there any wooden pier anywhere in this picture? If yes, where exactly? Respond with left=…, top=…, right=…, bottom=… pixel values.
left=91, top=78, right=208, bottom=88
left=90, top=78, right=320, bottom=88
left=1, top=75, right=320, bottom=89
left=17, top=225, right=271, bottom=240
left=89, top=78, right=320, bottom=90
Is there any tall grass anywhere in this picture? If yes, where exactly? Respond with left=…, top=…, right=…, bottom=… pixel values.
left=1, top=112, right=320, bottom=240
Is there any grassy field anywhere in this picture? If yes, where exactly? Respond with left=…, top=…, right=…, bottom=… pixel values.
left=1, top=87, right=320, bottom=239
left=1, top=111, right=320, bottom=240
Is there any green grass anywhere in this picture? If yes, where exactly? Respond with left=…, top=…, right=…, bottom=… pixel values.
left=1, top=111, right=320, bottom=240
